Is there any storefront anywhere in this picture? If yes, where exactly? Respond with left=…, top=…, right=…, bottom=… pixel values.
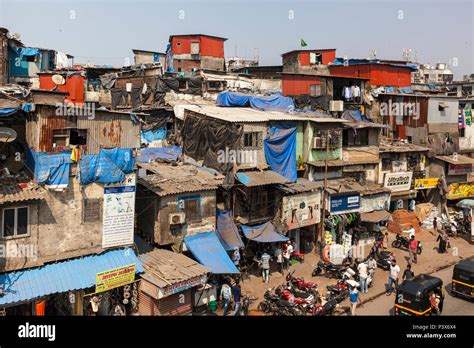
left=383, top=171, right=417, bottom=211
left=0, top=248, right=144, bottom=316
left=138, top=248, right=208, bottom=316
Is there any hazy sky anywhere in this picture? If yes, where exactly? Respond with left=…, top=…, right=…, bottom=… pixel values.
left=1, top=0, right=473, bottom=78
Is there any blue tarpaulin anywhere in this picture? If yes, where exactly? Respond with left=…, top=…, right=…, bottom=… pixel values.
left=137, top=146, right=182, bottom=163
left=264, top=122, right=297, bottom=182
left=79, top=148, right=135, bottom=185
left=216, top=209, right=244, bottom=251
left=241, top=222, right=289, bottom=243
left=184, top=232, right=239, bottom=274
left=398, top=87, right=414, bottom=94
left=17, top=47, right=40, bottom=57
left=341, top=109, right=367, bottom=122
left=34, top=152, right=72, bottom=189
left=0, top=108, right=19, bottom=117
left=140, top=128, right=167, bottom=143
left=216, top=91, right=294, bottom=112
left=0, top=248, right=143, bottom=306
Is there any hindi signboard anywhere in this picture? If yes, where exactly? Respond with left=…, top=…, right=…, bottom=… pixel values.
left=95, top=264, right=136, bottom=293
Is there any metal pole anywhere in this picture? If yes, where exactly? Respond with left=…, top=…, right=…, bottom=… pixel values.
left=319, top=130, right=330, bottom=255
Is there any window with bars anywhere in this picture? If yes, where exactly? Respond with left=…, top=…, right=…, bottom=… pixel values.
left=243, top=132, right=261, bottom=149
left=2, top=206, right=29, bottom=238
left=82, top=199, right=102, bottom=223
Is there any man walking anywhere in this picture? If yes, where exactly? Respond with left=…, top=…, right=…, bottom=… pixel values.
left=386, top=259, right=400, bottom=295
left=357, top=261, right=369, bottom=294
left=408, top=235, right=418, bottom=264
left=274, top=243, right=283, bottom=274
left=231, top=279, right=242, bottom=316
left=402, top=264, right=415, bottom=280
left=349, top=285, right=361, bottom=316
left=220, top=280, right=232, bottom=316
left=408, top=225, right=416, bottom=239
left=367, top=255, right=377, bottom=278
left=283, top=240, right=293, bottom=270
left=260, top=250, right=272, bottom=284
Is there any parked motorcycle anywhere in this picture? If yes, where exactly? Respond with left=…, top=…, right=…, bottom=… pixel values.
left=313, top=297, right=340, bottom=316
left=286, top=271, right=319, bottom=297
left=325, top=279, right=349, bottom=302
left=239, top=295, right=257, bottom=316
left=368, top=243, right=394, bottom=270
left=343, top=263, right=373, bottom=289
left=257, top=289, right=303, bottom=316
left=391, top=234, right=423, bottom=254
left=312, top=260, right=346, bottom=278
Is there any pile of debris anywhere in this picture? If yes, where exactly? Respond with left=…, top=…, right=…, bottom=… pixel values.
left=388, top=209, right=421, bottom=234
left=417, top=204, right=439, bottom=230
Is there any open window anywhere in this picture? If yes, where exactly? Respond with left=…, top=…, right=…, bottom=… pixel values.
left=190, top=42, right=200, bottom=55
left=2, top=206, right=29, bottom=238
left=310, top=52, right=323, bottom=65
left=52, top=129, right=87, bottom=150
left=343, top=128, right=369, bottom=146
left=243, top=132, right=262, bottom=149
left=179, top=194, right=202, bottom=223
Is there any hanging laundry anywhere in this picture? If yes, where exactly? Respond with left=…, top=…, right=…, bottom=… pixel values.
left=344, top=86, right=352, bottom=100
left=353, top=85, right=361, bottom=98
left=70, top=146, right=81, bottom=162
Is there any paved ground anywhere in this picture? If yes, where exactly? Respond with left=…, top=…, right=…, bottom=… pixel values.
left=357, top=264, right=474, bottom=316
left=235, top=228, right=474, bottom=315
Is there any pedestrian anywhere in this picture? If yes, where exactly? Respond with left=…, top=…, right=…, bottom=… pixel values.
left=433, top=217, right=438, bottom=234
left=231, top=247, right=241, bottom=269
left=259, top=250, right=272, bottom=284
left=220, top=280, right=232, bottom=316
left=386, top=259, right=400, bottom=295
left=408, top=224, right=416, bottom=239
left=274, top=243, right=283, bottom=274
left=367, top=255, right=377, bottom=278
left=349, top=285, right=361, bottom=316
left=283, top=240, right=293, bottom=270
left=437, top=229, right=448, bottom=253
left=231, top=279, right=241, bottom=316
left=408, top=235, right=418, bottom=264
left=357, top=261, right=369, bottom=294
left=402, top=264, right=415, bottom=280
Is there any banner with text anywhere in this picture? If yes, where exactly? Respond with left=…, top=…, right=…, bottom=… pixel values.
left=383, top=172, right=413, bottom=192
left=414, top=178, right=439, bottom=190
left=95, top=264, right=136, bottom=293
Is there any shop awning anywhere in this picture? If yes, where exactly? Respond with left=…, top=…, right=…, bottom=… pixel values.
left=0, top=248, right=144, bottom=306
left=216, top=209, right=244, bottom=251
left=241, top=221, right=289, bottom=243
left=184, top=232, right=239, bottom=274
left=360, top=210, right=392, bottom=223
left=456, top=199, right=474, bottom=209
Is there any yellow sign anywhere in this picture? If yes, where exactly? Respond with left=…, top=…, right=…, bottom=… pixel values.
left=446, top=183, right=474, bottom=200
left=95, top=264, right=136, bottom=293
left=414, top=178, right=439, bottom=190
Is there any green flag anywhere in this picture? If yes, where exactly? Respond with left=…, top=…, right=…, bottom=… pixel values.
left=300, top=39, right=308, bottom=47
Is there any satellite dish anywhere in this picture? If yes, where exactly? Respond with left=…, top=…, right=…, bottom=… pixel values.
left=0, top=128, right=17, bottom=142
left=52, top=74, right=66, bottom=85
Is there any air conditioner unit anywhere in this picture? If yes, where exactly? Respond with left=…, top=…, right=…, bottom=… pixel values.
left=312, top=137, right=324, bottom=149
left=330, top=100, right=344, bottom=112
left=169, top=212, right=185, bottom=225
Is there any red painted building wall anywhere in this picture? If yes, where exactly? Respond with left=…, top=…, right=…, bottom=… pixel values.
left=39, top=73, right=85, bottom=105
left=282, top=74, right=321, bottom=96
left=170, top=35, right=225, bottom=58
left=328, top=64, right=411, bottom=87
left=299, top=50, right=336, bottom=66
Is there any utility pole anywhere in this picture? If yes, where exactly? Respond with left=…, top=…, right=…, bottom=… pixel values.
left=319, top=130, right=330, bottom=255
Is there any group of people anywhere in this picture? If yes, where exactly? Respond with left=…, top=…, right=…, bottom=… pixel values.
left=219, top=278, right=242, bottom=316
left=259, top=240, right=294, bottom=284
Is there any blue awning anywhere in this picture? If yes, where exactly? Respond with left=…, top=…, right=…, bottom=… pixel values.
left=184, top=232, right=239, bottom=274
left=216, top=209, right=244, bottom=251
left=241, top=221, right=289, bottom=243
left=0, top=108, right=19, bottom=117
left=0, top=248, right=144, bottom=306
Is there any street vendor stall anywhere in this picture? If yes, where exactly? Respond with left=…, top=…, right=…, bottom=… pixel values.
left=455, top=199, right=474, bottom=243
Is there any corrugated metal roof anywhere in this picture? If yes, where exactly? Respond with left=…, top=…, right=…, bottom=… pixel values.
left=435, top=155, right=474, bottom=165
left=236, top=170, right=289, bottom=187
left=183, top=104, right=346, bottom=124
left=379, top=141, right=430, bottom=153
left=0, top=248, right=144, bottom=306
left=0, top=182, right=46, bottom=205
left=137, top=162, right=224, bottom=196
left=139, top=249, right=208, bottom=289
left=279, top=178, right=322, bottom=194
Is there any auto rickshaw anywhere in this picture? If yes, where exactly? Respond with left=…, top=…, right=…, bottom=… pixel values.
left=451, top=256, right=474, bottom=300
left=395, top=274, right=444, bottom=316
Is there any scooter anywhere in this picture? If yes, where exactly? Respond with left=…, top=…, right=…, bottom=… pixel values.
left=368, top=242, right=394, bottom=270
left=392, top=234, right=423, bottom=254
left=312, top=260, right=347, bottom=278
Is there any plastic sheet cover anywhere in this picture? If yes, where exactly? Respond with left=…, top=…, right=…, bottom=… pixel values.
left=241, top=221, right=289, bottom=243
left=34, top=152, right=72, bottom=189
left=264, top=122, right=297, bottom=182
left=79, top=148, right=135, bottom=185
left=140, top=128, right=167, bottom=143
left=137, top=146, right=182, bottom=163
left=216, top=209, right=244, bottom=251
left=216, top=91, right=294, bottom=112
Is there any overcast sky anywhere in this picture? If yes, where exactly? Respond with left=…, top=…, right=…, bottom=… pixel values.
left=0, top=0, right=472, bottom=79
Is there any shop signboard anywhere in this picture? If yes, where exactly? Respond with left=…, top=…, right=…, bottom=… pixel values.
left=383, top=172, right=413, bottom=192
left=329, top=192, right=360, bottom=213
left=95, top=264, right=136, bottom=293
left=102, top=173, right=136, bottom=248
left=446, top=182, right=474, bottom=200
left=414, top=178, right=439, bottom=190
left=448, top=164, right=472, bottom=175
left=359, top=193, right=391, bottom=213
left=282, top=191, right=321, bottom=229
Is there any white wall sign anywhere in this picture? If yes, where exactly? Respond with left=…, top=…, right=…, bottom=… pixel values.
left=102, top=173, right=136, bottom=248
left=383, top=172, right=413, bottom=192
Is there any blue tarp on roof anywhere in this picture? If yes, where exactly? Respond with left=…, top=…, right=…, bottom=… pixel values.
left=140, top=129, right=167, bottom=143
left=0, top=248, right=143, bottom=306
left=264, top=122, right=297, bottom=182
left=332, top=58, right=417, bottom=70
left=398, top=87, right=414, bottom=94
left=0, top=107, right=19, bottom=117
left=184, top=232, right=239, bottom=274
left=17, top=47, right=40, bottom=57
left=241, top=221, right=289, bottom=243
left=34, top=152, right=72, bottom=189
left=137, top=146, right=182, bottom=163
left=216, top=91, right=294, bottom=112
left=216, top=209, right=244, bottom=251
left=341, top=110, right=367, bottom=122
left=79, top=148, right=135, bottom=185
left=235, top=172, right=251, bottom=185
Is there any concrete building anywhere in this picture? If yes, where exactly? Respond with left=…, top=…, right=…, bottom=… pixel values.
left=132, top=49, right=166, bottom=67
left=282, top=49, right=336, bottom=74
left=412, top=63, right=454, bottom=84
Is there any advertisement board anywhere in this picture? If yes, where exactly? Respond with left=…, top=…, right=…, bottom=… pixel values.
left=95, top=264, right=136, bottom=293
left=329, top=193, right=360, bottom=213
left=414, top=178, right=439, bottom=190
left=448, top=164, right=472, bottom=175
left=383, top=172, right=413, bottom=192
